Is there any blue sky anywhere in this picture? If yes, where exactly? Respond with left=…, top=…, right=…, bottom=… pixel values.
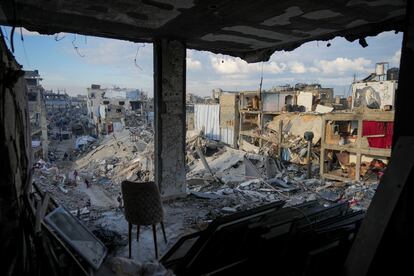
left=1, top=26, right=402, bottom=97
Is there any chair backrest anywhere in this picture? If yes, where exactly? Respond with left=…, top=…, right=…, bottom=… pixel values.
left=121, top=181, right=163, bottom=225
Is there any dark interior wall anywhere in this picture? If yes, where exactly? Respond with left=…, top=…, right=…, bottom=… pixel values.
left=0, top=34, right=32, bottom=275
left=370, top=1, right=414, bottom=274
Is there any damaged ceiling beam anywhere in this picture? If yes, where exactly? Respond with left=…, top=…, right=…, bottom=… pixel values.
left=0, top=0, right=407, bottom=62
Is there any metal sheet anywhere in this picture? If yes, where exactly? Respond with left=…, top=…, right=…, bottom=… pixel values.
left=194, top=104, right=220, bottom=140
left=220, top=127, right=234, bottom=146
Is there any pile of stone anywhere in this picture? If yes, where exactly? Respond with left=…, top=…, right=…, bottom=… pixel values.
left=186, top=134, right=378, bottom=217
left=125, top=111, right=147, bottom=128
left=74, top=128, right=155, bottom=190
left=32, top=159, right=90, bottom=210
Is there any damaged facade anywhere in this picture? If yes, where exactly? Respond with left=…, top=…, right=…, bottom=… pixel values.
left=87, top=84, right=150, bottom=136
left=26, top=70, right=49, bottom=161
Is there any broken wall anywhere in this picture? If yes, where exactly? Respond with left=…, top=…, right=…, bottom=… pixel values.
left=352, top=80, right=397, bottom=109
left=262, top=92, right=295, bottom=112
left=0, top=34, right=32, bottom=275
left=297, top=92, right=313, bottom=111
left=219, top=94, right=239, bottom=147
left=267, top=113, right=322, bottom=144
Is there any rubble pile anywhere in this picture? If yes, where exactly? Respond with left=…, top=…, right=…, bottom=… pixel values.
left=266, top=113, right=322, bottom=163
left=186, top=134, right=378, bottom=220
left=74, top=128, right=155, bottom=188
left=33, top=160, right=90, bottom=210
left=47, top=104, right=92, bottom=140
left=239, top=113, right=322, bottom=164
left=36, top=123, right=379, bottom=226
left=34, top=122, right=155, bottom=217
left=125, top=111, right=147, bottom=128
left=31, top=121, right=381, bottom=266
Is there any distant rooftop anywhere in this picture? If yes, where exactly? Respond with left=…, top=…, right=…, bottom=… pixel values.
left=24, top=70, right=41, bottom=79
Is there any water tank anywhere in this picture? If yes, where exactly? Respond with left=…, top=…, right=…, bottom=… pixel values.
left=375, top=63, right=385, bottom=76
left=387, top=67, right=399, bottom=81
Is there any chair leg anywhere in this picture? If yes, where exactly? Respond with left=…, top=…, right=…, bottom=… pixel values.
left=128, top=222, right=132, bottom=258
left=160, top=222, right=167, bottom=243
left=136, top=225, right=141, bottom=242
left=152, top=224, right=158, bottom=259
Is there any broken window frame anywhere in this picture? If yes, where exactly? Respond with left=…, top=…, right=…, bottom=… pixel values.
left=44, top=206, right=107, bottom=270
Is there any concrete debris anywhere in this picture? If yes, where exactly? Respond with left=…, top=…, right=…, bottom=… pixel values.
left=315, top=104, right=334, bottom=113
left=235, top=113, right=323, bottom=165
left=186, top=135, right=378, bottom=212
left=267, top=113, right=322, bottom=144
left=92, top=227, right=127, bottom=250
left=190, top=191, right=223, bottom=200
left=75, top=135, right=97, bottom=150
left=107, top=257, right=174, bottom=276
left=220, top=206, right=237, bottom=213
left=32, top=109, right=381, bottom=266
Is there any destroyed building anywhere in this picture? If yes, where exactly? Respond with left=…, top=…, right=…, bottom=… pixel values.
left=46, top=92, right=94, bottom=143
left=26, top=70, right=49, bottom=161
left=0, top=1, right=413, bottom=276
left=351, top=62, right=398, bottom=110
left=87, top=84, right=148, bottom=135
left=44, top=90, right=71, bottom=109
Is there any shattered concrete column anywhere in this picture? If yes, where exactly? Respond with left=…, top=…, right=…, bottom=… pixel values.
left=153, top=39, right=186, bottom=198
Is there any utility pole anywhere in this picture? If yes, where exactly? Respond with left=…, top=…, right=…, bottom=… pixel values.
left=304, top=131, right=314, bottom=179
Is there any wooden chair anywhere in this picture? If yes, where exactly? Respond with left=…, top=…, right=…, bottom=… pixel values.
left=121, top=181, right=167, bottom=259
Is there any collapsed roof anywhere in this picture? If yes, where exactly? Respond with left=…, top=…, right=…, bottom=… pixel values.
left=0, top=0, right=407, bottom=62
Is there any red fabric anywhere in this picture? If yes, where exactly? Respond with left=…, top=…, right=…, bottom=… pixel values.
left=362, top=121, right=393, bottom=148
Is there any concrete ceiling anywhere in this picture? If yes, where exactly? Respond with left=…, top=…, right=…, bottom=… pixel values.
left=0, top=0, right=407, bottom=62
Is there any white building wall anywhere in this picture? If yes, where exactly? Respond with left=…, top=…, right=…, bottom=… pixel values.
left=352, top=80, right=397, bottom=109
left=297, top=92, right=313, bottom=111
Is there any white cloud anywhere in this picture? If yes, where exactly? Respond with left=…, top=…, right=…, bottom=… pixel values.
left=186, top=57, right=202, bottom=70
left=290, top=61, right=307, bottom=73
left=391, top=49, right=401, bottom=66
left=375, top=31, right=400, bottom=39
left=314, top=57, right=372, bottom=74
left=210, top=55, right=286, bottom=74
left=308, top=67, right=320, bottom=73
left=68, top=39, right=153, bottom=68
left=81, top=40, right=135, bottom=64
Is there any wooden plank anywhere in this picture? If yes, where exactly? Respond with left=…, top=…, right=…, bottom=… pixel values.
left=323, top=173, right=351, bottom=182
left=355, top=118, right=363, bottom=181
left=196, top=147, right=220, bottom=183
left=344, top=137, right=414, bottom=276
left=323, top=144, right=391, bottom=157
left=35, top=193, right=50, bottom=234
left=323, top=111, right=394, bottom=122
left=239, top=131, right=275, bottom=143
left=320, top=148, right=326, bottom=179
left=355, top=153, right=362, bottom=181
left=278, top=120, right=283, bottom=159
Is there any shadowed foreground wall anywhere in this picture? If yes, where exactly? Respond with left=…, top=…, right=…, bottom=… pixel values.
left=0, top=33, right=31, bottom=275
